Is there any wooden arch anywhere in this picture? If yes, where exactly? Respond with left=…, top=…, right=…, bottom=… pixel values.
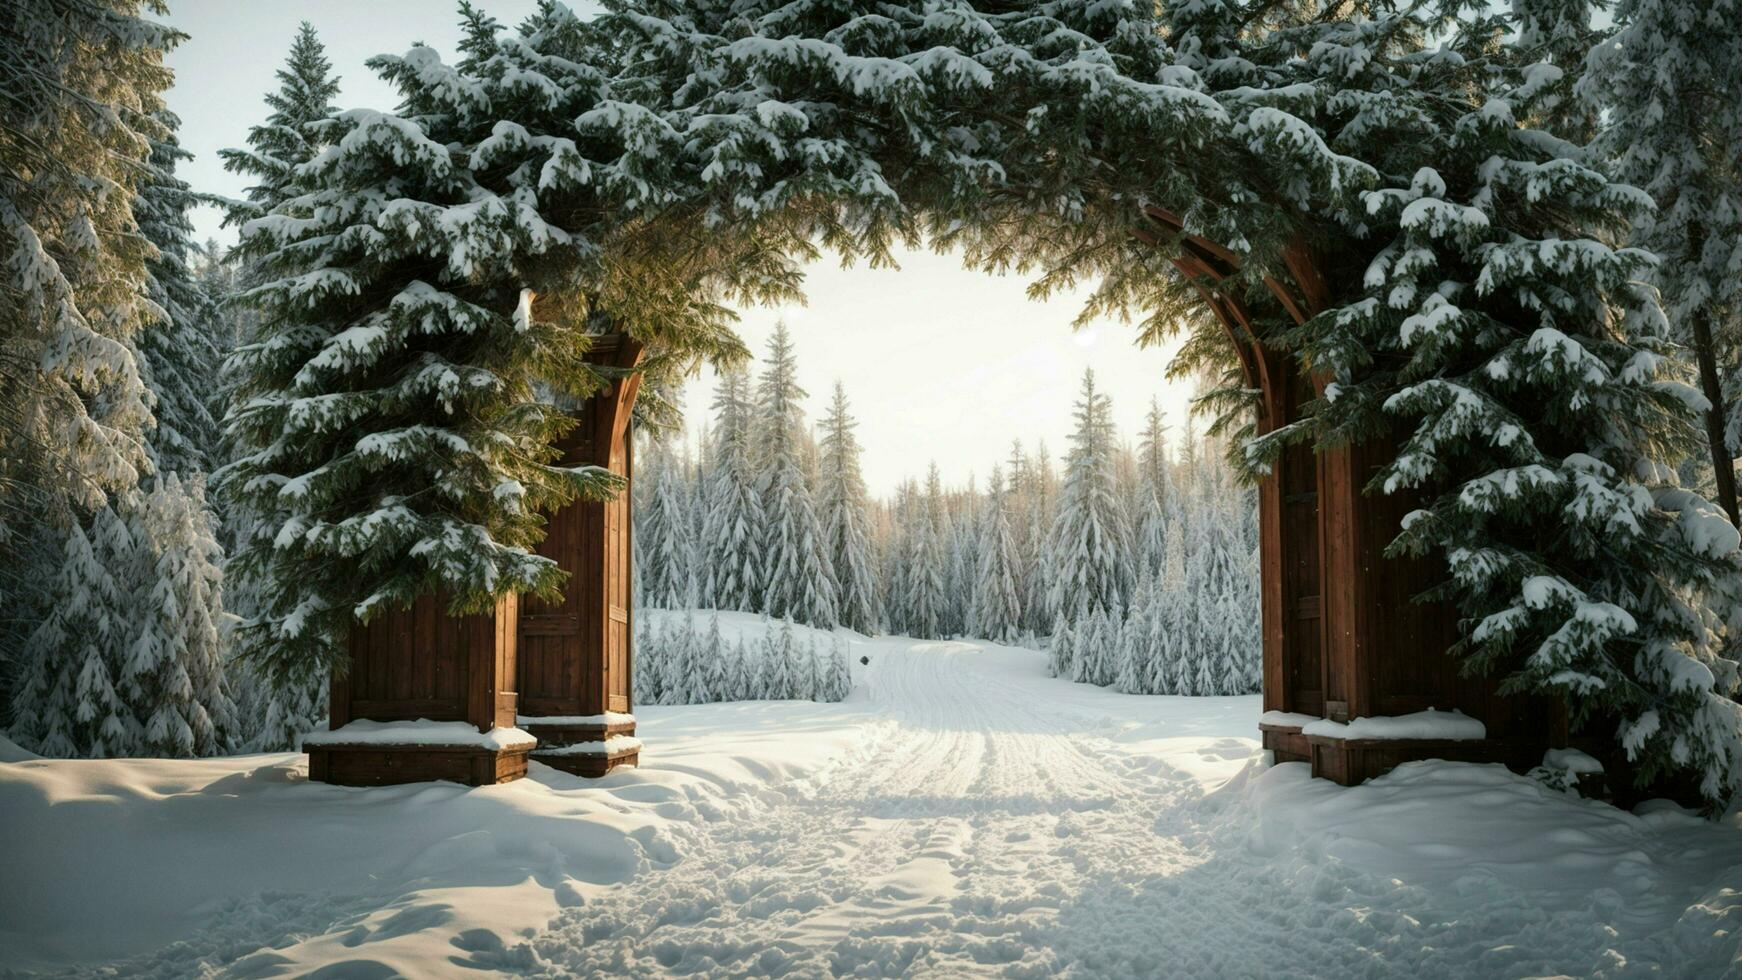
left=306, top=212, right=1554, bottom=790
left=1137, top=209, right=1547, bottom=786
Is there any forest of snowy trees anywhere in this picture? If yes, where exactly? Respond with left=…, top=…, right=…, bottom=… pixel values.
left=5, top=0, right=1742, bottom=806
left=633, top=326, right=1262, bottom=701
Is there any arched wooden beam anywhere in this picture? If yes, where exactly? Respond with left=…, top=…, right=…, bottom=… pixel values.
left=1135, top=207, right=1331, bottom=731
left=1137, top=221, right=1264, bottom=393
left=1141, top=206, right=1325, bottom=325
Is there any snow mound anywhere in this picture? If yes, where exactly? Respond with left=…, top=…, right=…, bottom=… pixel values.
left=0, top=734, right=39, bottom=763
left=1302, top=708, right=1486, bottom=740
left=0, top=697, right=875, bottom=975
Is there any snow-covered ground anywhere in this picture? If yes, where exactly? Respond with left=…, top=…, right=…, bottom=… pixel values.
left=4, top=635, right=1740, bottom=977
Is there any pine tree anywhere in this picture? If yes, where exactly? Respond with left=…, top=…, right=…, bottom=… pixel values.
left=671, top=615, right=702, bottom=704
left=905, top=466, right=950, bottom=639
left=135, top=115, right=225, bottom=480
left=727, top=636, right=755, bottom=702
left=973, top=468, right=1023, bottom=643
left=790, top=626, right=816, bottom=701
left=217, top=4, right=792, bottom=684
left=1, top=1, right=175, bottom=516
left=882, top=481, right=918, bottom=634
left=818, top=382, right=883, bottom=633
left=944, top=491, right=977, bottom=636
left=212, top=24, right=344, bottom=721
left=1583, top=0, right=1742, bottom=525
left=1115, top=566, right=1156, bottom=694
left=1048, top=370, right=1130, bottom=624
left=123, top=475, right=237, bottom=756
left=640, top=449, right=697, bottom=608
left=756, top=324, right=838, bottom=626
left=1134, top=401, right=1172, bottom=578
left=762, top=617, right=794, bottom=700
left=829, top=638, right=852, bottom=701
left=699, top=612, right=729, bottom=702
left=217, top=22, right=342, bottom=217
left=1048, top=614, right=1075, bottom=680
left=703, top=368, right=765, bottom=611
left=632, top=615, right=660, bottom=705
left=8, top=513, right=137, bottom=758
left=1157, top=520, right=1193, bottom=696
left=1, top=2, right=179, bottom=690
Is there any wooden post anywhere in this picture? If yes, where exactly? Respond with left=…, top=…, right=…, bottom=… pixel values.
left=518, top=334, right=644, bottom=776
left=307, top=592, right=530, bottom=787
left=1138, top=209, right=1547, bottom=786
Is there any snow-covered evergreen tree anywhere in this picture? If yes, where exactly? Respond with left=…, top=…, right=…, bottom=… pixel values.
left=1, top=1, right=178, bottom=694
left=1115, top=566, right=1155, bottom=694
left=973, top=468, right=1023, bottom=644
left=905, top=466, right=951, bottom=640
left=702, top=368, right=764, bottom=612
left=1, top=0, right=173, bottom=517
left=818, top=382, right=883, bottom=634
left=1023, top=444, right=1060, bottom=635
left=762, top=618, right=794, bottom=701
left=1583, top=0, right=1742, bottom=524
left=1049, top=370, right=1130, bottom=625
left=219, top=45, right=629, bottom=683
left=756, top=324, right=838, bottom=627
left=135, top=115, right=225, bottom=480
left=828, top=638, right=852, bottom=701
left=8, top=513, right=137, bottom=758
left=1157, top=520, right=1193, bottom=695
left=726, top=637, right=755, bottom=702
left=639, top=449, right=697, bottom=609
left=789, top=625, right=816, bottom=701
left=1047, top=614, right=1075, bottom=681
left=123, top=475, right=237, bottom=756
left=699, top=612, right=729, bottom=702
left=1134, top=401, right=1172, bottom=578
left=217, top=21, right=342, bottom=219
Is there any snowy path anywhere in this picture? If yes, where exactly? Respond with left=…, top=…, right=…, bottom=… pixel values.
left=508, top=640, right=1225, bottom=976
left=480, top=639, right=1742, bottom=978
left=5, top=634, right=1742, bottom=978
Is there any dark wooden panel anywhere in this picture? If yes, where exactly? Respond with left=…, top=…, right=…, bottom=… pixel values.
left=516, top=335, right=643, bottom=734
left=535, top=749, right=639, bottom=778
left=309, top=745, right=532, bottom=787
left=346, top=699, right=467, bottom=721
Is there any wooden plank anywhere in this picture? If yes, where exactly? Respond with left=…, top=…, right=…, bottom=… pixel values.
left=347, top=698, right=466, bottom=720
left=522, top=614, right=581, bottom=636
left=624, top=430, right=636, bottom=712
left=329, top=629, right=354, bottom=729
left=415, top=590, right=435, bottom=699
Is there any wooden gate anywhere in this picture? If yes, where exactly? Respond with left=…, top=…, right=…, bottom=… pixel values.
left=518, top=334, right=643, bottom=776
left=1138, top=208, right=1548, bottom=786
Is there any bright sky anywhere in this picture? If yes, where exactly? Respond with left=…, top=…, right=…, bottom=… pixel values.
left=162, top=0, right=1197, bottom=497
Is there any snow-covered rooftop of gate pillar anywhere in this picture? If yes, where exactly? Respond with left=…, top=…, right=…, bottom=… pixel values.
left=301, top=718, right=536, bottom=750
left=517, top=711, right=636, bottom=727
left=1258, top=710, right=1321, bottom=729
left=1301, top=708, right=1486, bottom=741
left=534, top=735, right=644, bottom=757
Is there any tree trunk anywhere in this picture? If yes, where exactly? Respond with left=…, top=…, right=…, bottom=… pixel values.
left=1690, top=311, right=1739, bottom=526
